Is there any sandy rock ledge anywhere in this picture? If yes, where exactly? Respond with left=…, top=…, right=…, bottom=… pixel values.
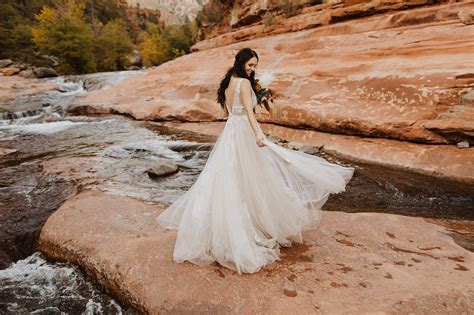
left=38, top=190, right=474, bottom=314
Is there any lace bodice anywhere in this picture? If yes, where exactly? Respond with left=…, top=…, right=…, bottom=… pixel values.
left=227, top=78, right=257, bottom=116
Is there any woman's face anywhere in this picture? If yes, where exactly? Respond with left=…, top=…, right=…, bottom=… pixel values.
left=244, top=57, right=258, bottom=77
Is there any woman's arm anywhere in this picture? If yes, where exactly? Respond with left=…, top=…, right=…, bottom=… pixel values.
left=223, top=104, right=229, bottom=119
left=240, top=79, right=266, bottom=147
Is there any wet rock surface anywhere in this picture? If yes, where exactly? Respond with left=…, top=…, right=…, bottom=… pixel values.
left=73, top=2, right=474, bottom=158
left=0, top=252, right=137, bottom=314
left=0, top=115, right=214, bottom=312
left=1, top=111, right=472, bottom=312
left=0, top=116, right=214, bottom=267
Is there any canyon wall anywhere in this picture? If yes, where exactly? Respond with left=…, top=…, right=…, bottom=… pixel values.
left=70, top=0, right=474, bottom=180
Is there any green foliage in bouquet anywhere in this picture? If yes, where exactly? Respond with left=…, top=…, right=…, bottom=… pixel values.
left=255, top=78, right=274, bottom=113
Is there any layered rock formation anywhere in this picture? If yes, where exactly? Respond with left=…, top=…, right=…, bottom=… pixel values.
left=194, top=0, right=458, bottom=46
left=126, top=0, right=208, bottom=25
left=70, top=1, right=474, bottom=180
left=160, top=120, right=474, bottom=182
left=38, top=190, right=474, bottom=313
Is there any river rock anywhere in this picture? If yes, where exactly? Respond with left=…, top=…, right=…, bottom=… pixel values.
left=457, top=141, right=470, bottom=148
left=19, top=69, right=35, bottom=79
left=33, top=67, right=58, bottom=78
left=287, top=141, right=303, bottom=150
left=16, top=63, right=29, bottom=71
left=1, top=67, right=20, bottom=76
left=299, top=144, right=319, bottom=155
left=147, top=160, right=179, bottom=177
left=38, top=190, right=474, bottom=314
left=458, top=8, right=474, bottom=25
left=0, top=59, right=13, bottom=68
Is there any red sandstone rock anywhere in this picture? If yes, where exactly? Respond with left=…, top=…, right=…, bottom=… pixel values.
left=73, top=1, right=474, bottom=145
left=38, top=190, right=474, bottom=314
left=193, top=0, right=463, bottom=51
left=161, top=121, right=474, bottom=183
left=1, top=67, right=20, bottom=76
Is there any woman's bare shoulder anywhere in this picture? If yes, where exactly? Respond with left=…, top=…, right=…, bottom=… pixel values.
left=240, top=78, right=251, bottom=90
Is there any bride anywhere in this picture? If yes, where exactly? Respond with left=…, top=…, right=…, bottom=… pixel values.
left=156, top=48, right=354, bottom=274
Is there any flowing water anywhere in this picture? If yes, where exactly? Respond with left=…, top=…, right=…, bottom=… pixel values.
left=0, top=71, right=473, bottom=313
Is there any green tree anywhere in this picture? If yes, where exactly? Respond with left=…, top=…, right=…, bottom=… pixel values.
left=0, top=3, right=35, bottom=60
left=96, top=19, right=133, bottom=71
left=163, top=20, right=198, bottom=59
left=139, top=24, right=169, bottom=67
left=32, top=1, right=96, bottom=73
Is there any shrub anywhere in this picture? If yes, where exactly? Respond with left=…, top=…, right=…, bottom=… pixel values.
left=96, top=19, right=133, bottom=71
left=278, top=0, right=299, bottom=17
left=263, top=13, right=281, bottom=27
left=32, top=1, right=97, bottom=73
left=139, top=24, right=170, bottom=67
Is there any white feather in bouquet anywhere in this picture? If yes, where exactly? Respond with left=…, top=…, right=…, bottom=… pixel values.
left=257, top=70, right=275, bottom=89
left=254, top=70, right=275, bottom=113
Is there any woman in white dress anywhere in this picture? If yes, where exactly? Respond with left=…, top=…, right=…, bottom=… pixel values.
left=156, top=48, right=354, bottom=274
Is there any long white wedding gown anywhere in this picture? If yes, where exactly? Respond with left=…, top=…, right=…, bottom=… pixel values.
left=156, top=78, right=354, bottom=274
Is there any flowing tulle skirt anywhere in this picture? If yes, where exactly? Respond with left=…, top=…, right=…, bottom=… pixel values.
left=156, top=113, right=354, bottom=274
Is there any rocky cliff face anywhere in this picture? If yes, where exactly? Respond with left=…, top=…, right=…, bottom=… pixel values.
left=126, top=0, right=208, bottom=25
left=194, top=0, right=457, bottom=49
left=70, top=0, right=474, bottom=181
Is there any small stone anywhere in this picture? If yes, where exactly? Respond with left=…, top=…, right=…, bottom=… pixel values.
left=18, top=63, right=29, bottom=71
left=456, top=141, right=469, bottom=148
left=0, top=59, right=13, bottom=68
left=147, top=160, right=179, bottom=177
left=33, top=67, right=58, bottom=78
left=1, top=67, right=20, bottom=76
left=19, top=69, right=35, bottom=79
left=288, top=141, right=303, bottom=150
left=299, top=145, right=319, bottom=155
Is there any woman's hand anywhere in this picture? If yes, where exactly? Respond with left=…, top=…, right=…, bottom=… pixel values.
left=256, top=137, right=266, bottom=147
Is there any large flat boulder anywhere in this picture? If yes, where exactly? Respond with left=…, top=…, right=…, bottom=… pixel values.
left=38, top=190, right=474, bottom=313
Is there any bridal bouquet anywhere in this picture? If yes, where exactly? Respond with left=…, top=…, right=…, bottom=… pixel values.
left=255, top=71, right=275, bottom=113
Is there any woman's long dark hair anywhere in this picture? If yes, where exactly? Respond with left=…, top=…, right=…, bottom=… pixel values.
left=217, top=48, right=259, bottom=114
